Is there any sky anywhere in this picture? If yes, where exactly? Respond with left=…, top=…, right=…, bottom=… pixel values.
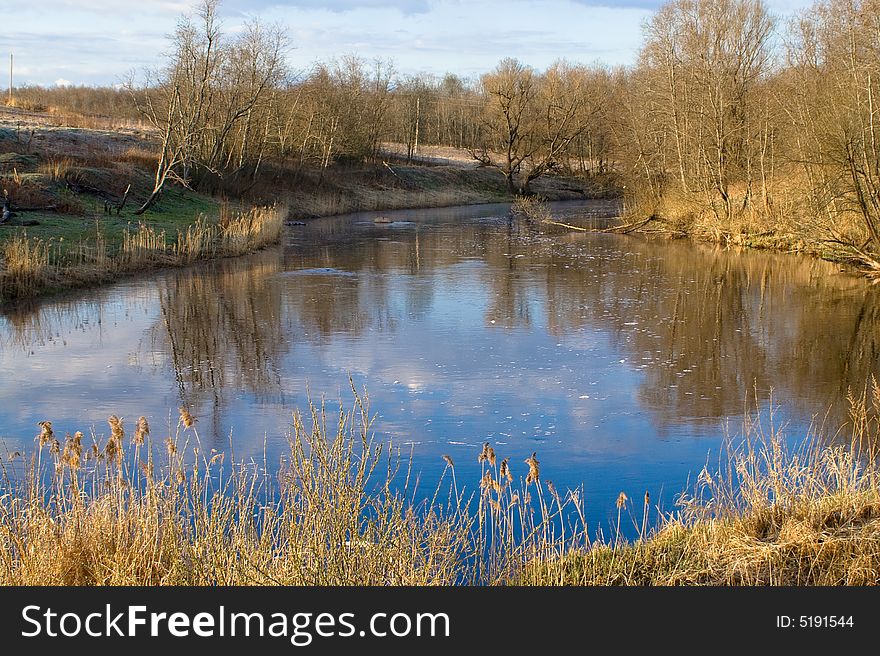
left=0, top=0, right=814, bottom=88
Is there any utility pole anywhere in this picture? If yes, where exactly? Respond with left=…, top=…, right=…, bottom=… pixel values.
left=8, top=53, right=12, bottom=105
left=414, top=96, right=420, bottom=156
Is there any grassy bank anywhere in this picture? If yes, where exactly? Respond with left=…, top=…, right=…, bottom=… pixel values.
left=2, top=387, right=879, bottom=586
left=0, top=204, right=285, bottom=301
left=523, top=444, right=880, bottom=585
left=519, top=385, right=880, bottom=585
left=0, top=110, right=288, bottom=302
left=1, top=107, right=602, bottom=302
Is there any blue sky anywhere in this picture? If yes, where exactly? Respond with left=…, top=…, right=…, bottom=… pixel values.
left=1, top=0, right=813, bottom=87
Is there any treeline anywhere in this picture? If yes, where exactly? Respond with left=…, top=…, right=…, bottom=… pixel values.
left=624, top=0, right=880, bottom=269
left=11, top=85, right=144, bottom=123
left=11, top=0, right=620, bottom=207
left=8, top=0, right=880, bottom=265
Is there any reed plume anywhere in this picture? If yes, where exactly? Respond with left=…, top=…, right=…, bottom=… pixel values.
left=525, top=452, right=540, bottom=485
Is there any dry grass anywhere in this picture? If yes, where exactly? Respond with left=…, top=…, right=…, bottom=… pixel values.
left=0, top=178, right=56, bottom=210
left=36, top=157, right=74, bottom=182
left=518, top=383, right=880, bottom=585
left=3, top=383, right=880, bottom=586
left=46, top=110, right=147, bottom=133
left=0, top=236, right=51, bottom=296
left=280, top=162, right=525, bottom=221
left=379, top=142, right=480, bottom=169
left=625, top=169, right=880, bottom=275
left=0, top=393, right=471, bottom=585
left=0, top=386, right=590, bottom=586
left=472, top=445, right=588, bottom=584
left=0, top=204, right=285, bottom=301
left=118, top=146, right=158, bottom=170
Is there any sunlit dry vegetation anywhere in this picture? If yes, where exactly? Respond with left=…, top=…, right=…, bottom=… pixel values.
left=607, top=0, right=880, bottom=275
left=2, top=382, right=880, bottom=585
left=8, top=0, right=880, bottom=276
left=522, top=384, right=880, bottom=585
left=0, top=392, right=586, bottom=585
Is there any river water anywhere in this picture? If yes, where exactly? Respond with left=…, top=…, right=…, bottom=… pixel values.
left=2, top=200, right=879, bottom=533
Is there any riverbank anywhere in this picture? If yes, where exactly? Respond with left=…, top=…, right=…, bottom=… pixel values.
left=0, top=169, right=593, bottom=303
left=2, top=389, right=877, bottom=586
left=0, top=107, right=603, bottom=302
left=521, top=441, right=880, bottom=586
left=619, top=182, right=880, bottom=280
left=281, top=149, right=607, bottom=221
left=0, top=108, right=286, bottom=301
left=0, top=204, right=285, bottom=301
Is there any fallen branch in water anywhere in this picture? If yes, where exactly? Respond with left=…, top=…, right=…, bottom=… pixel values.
left=819, top=237, right=880, bottom=271
left=600, top=214, right=658, bottom=234
left=540, top=214, right=656, bottom=234
left=541, top=218, right=591, bottom=231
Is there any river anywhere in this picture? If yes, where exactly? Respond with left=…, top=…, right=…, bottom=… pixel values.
left=2, top=200, right=878, bottom=534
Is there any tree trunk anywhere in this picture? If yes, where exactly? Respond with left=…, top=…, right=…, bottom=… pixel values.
left=505, top=172, right=517, bottom=195
left=134, top=186, right=163, bottom=215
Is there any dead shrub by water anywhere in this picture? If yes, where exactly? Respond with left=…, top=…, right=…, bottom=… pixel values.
left=511, top=195, right=552, bottom=223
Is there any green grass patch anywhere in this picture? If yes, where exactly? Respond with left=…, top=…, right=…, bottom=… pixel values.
left=1, top=187, right=221, bottom=253
left=0, top=152, right=38, bottom=167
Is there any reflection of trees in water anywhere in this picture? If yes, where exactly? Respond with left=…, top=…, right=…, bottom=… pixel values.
left=541, top=234, right=880, bottom=431
left=153, top=248, right=287, bottom=436
left=281, top=274, right=372, bottom=337
left=287, top=216, right=880, bottom=434
left=1, top=287, right=150, bottom=352
left=484, top=219, right=534, bottom=328
left=4, top=205, right=879, bottom=445
left=284, top=221, right=520, bottom=336
left=138, top=211, right=880, bottom=440
left=282, top=234, right=395, bottom=337
left=291, top=219, right=541, bottom=331
left=2, top=299, right=98, bottom=351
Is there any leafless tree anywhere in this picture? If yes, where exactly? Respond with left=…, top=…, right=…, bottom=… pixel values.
left=636, top=0, right=775, bottom=219
left=474, top=58, right=599, bottom=194
left=127, top=0, right=287, bottom=213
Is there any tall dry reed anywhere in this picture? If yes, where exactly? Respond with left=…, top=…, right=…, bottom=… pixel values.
left=518, top=382, right=880, bottom=585
left=0, top=391, right=473, bottom=585
left=4, top=384, right=880, bottom=586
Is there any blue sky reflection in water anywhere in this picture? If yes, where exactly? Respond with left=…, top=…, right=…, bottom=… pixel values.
left=1, top=200, right=879, bottom=537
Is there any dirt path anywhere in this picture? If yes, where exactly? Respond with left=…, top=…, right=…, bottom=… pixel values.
left=380, top=142, right=480, bottom=169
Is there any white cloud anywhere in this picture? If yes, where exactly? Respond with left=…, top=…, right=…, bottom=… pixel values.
left=5, top=0, right=816, bottom=86
left=54, top=78, right=73, bottom=87
left=33, top=0, right=197, bottom=13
